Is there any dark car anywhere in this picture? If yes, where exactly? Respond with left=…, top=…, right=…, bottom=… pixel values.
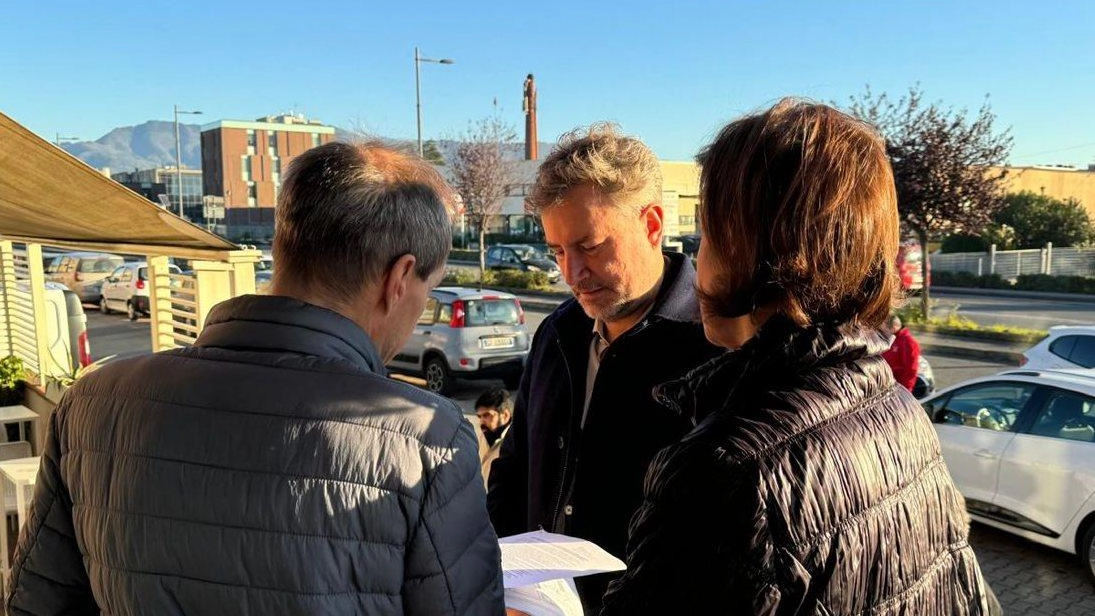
left=485, top=244, right=561, bottom=283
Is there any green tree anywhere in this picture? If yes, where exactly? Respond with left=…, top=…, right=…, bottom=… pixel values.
left=845, top=85, right=1012, bottom=316
left=994, top=191, right=1094, bottom=248
left=423, top=140, right=445, bottom=166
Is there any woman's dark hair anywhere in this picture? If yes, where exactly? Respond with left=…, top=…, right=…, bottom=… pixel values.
left=696, top=98, right=900, bottom=328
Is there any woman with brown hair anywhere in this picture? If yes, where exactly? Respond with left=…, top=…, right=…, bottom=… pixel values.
left=599, top=100, right=1000, bottom=615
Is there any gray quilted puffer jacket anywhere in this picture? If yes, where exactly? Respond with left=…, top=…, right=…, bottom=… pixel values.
left=7, top=295, right=504, bottom=615
left=601, top=315, right=1001, bottom=616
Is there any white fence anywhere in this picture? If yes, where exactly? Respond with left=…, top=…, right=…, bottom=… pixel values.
left=930, top=245, right=1095, bottom=278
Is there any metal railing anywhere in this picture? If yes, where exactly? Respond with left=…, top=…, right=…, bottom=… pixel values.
left=930, top=245, right=1095, bottom=278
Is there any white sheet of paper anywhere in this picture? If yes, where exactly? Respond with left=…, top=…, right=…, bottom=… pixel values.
left=504, top=578, right=584, bottom=616
left=498, top=530, right=625, bottom=589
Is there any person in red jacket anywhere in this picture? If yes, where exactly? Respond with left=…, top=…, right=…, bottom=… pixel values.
left=882, top=315, right=921, bottom=391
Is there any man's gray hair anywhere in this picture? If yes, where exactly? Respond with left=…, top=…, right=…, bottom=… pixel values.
left=273, top=141, right=453, bottom=302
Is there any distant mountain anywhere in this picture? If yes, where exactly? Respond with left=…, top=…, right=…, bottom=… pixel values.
left=62, top=120, right=202, bottom=173
left=61, top=121, right=553, bottom=172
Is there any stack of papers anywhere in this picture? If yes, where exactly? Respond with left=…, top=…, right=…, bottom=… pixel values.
left=499, top=530, right=626, bottom=616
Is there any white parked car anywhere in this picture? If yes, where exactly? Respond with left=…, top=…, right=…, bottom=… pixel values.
left=1021, top=326, right=1095, bottom=370
left=387, top=287, right=530, bottom=394
left=921, top=368, right=1095, bottom=584
left=98, top=262, right=181, bottom=321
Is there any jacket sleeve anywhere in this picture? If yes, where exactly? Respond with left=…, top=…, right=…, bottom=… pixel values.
left=402, top=405, right=505, bottom=616
left=894, top=333, right=920, bottom=391
left=485, top=337, right=532, bottom=537
left=7, top=403, right=97, bottom=615
left=600, top=441, right=775, bottom=616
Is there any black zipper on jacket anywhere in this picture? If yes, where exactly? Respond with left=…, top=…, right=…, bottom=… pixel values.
left=550, top=334, right=576, bottom=530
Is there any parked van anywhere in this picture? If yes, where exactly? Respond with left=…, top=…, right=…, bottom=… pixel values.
left=46, top=252, right=125, bottom=302
left=12, top=282, right=91, bottom=379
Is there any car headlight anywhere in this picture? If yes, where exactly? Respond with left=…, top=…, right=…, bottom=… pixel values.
left=526, top=265, right=541, bottom=272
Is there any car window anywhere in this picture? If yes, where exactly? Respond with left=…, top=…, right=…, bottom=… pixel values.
left=511, top=246, right=536, bottom=260
left=417, top=297, right=439, bottom=325
left=79, top=257, right=124, bottom=273
left=465, top=299, right=520, bottom=326
left=1068, top=336, right=1095, bottom=369
left=487, top=248, right=500, bottom=260
left=109, top=266, right=127, bottom=280
left=60, top=257, right=75, bottom=273
left=1026, top=389, right=1095, bottom=442
left=438, top=303, right=453, bottom=324
left=45, top=257, right=62, bottom=274
left=934, top=382, right=1036, bottom=431
left=119, top=268, right=132, bottom=282
left=1048, top=335, right=1077, bottom=361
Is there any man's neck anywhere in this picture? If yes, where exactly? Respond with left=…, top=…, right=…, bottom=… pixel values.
left=602, top=262, right=666, bottom=343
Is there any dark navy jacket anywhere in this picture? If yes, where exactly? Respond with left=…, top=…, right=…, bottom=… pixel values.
left=486, top=252, right=721, bottom=610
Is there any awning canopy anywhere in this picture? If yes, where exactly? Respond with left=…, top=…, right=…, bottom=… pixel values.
left=0, top=111, right=243, bottom=260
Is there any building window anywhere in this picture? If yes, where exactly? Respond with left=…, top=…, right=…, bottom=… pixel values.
left=268, top=131, right=277, bottom=154
left=241, top=156, right=252, bottom=181
left=247, top=129, right=256, bottom=155
left=311, top=133, right=320, bottom=148
left=247, top=182, right=257, bottom=207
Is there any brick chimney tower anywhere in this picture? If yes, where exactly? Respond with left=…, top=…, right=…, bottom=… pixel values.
left=523, top=74, right=538, bottom=160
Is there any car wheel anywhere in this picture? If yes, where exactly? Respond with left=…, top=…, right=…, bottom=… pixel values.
left=126, top=300, right=139, bottom=321
left=99, top=296, right=111, bottom=315
left=424, top=357, right=452, bottom=395
left=1082, top=520, right=1095, bottom=588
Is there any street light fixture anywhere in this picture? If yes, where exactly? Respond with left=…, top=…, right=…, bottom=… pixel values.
left=414, top=47, right=454, bottom=157
left=173, top=105, right=203, bottom=219
left=55, top=134, right=80, bottom=148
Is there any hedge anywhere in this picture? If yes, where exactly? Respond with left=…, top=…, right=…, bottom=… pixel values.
left=442, top=268, right=554, bottom=291
left=931, top=270, right=1095, bottom=294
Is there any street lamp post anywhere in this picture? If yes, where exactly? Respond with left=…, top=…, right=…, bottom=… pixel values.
left=414, top=47, right=454, bottom=157
left=173, top=105, right=203, bottom=219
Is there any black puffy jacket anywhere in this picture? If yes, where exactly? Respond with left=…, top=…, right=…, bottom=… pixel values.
left=7, top=295, right=504, bottom=616
left=601, top=316, right=1000, bottom=616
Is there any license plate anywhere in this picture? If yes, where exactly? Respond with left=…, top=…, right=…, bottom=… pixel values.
left=480, top=336, right=516, bottom=350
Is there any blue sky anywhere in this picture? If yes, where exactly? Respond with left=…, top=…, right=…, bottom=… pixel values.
left=2, top=0, right=1093, bottom=166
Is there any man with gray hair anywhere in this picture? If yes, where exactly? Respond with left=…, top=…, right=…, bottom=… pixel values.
left=8, top=142, right=505, bottom=615
left=486, top=125, right=720, bottom=612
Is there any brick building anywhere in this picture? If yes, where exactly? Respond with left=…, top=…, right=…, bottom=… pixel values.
left=200, top=114, right=334, bottom=242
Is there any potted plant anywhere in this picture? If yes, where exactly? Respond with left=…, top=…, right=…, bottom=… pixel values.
left=0, top=355, right=26, bottom=406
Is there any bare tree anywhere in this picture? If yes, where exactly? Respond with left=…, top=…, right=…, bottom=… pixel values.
left=845, top=86, right=1012, bottom=317
left=450, top=116, right=518, bottom=281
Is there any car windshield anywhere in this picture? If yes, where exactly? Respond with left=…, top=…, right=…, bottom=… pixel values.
left=78, top=257, right=124, bottom=273
left=464, top=299, right=520, bottom=326
left=137, top=265, right=181, bottom=280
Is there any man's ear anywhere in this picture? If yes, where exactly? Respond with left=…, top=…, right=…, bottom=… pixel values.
left=380, top=254, right=418, bottom=315
left=643, top=204, right=664, bottom=247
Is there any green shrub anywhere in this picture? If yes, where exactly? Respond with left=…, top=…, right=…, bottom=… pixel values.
left=441, top=268, right=554, bottom=291
left=931, top=271, right=1010, bottom=289
left=0, top=356, right=25, bottom=391
left=1014, top=274, right=1095, bottom=294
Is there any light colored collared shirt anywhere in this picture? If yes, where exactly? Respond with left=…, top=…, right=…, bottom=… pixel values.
left=581, top=261, right=667, bottom=427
